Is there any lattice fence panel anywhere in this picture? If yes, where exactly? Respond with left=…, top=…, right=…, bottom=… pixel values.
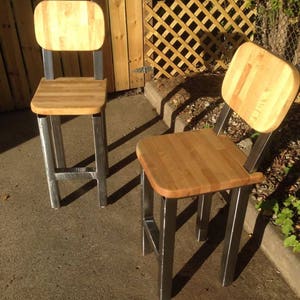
left=144, top=0, right=256, bottom=79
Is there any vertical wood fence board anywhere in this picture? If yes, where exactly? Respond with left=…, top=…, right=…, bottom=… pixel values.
left=79, top=52, right=93, bottom=77
left=0, top=50, right=14, bottom=111
left=0, top=0, right=31, bottom=109
left=52, top=52, right=64, bottom=78
left=125, top=0, right=144, bottom=89
left=60, top=52, right=81, bottom=77
left=143, top=0, right=154, bottom=82
left=11, top=0, right=43, bottom=97
left=108, top=0, right=130, bottom=91
left=96, top=0, right=115, bottom=92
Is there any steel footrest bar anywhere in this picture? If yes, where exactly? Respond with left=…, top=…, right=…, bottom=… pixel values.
left=55, top=167, right=97, bottom=180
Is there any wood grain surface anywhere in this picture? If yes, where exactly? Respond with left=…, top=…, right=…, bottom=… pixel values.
left=136, top=129, right=264, bottom=198
left=31, top=77, right=106, bottom=115
left=34, top=1, right=105, bottom=51
left=222, top=42, right=300, bottom=133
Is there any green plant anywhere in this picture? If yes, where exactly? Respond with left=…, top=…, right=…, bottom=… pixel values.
left=247, top=0, right=300, bottom=18
left=284, top=235, right=300, bottom=252
left=256, top=195, right=300, bottom=252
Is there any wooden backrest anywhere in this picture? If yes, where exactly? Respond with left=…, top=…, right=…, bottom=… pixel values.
left=34, top=1, right=105, bottom=51
left=222, top=42, right=299, bottom=133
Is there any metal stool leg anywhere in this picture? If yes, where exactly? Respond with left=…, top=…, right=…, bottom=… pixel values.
left=195, top=193, right=212, bottom=241
left=92, top=113, right=107, bottom=207
left=220, top=186, right=251, bottom=286
left=141, top=170, right=155, bottom=255
left=159, top=197, right=177, bottom=300
left=49, top=115, right=66, bottom=168
left=100, top=110, right=109, bottom=175
left=37, top=115, right=60, bottom=208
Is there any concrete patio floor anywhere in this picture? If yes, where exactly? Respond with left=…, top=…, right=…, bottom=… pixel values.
left=0, top=93, right=298, bottom=299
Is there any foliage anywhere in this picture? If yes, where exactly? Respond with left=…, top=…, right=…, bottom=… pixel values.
left=256, top=195, right=300, bottom=252
left=247, top=0, right=300, bottom=18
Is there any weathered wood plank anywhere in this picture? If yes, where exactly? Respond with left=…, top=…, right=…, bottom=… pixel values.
left=0, top=50, right=13, bottom=111
left=0, top=0, right=30, bottom=109
left=95, top=0, right=115, bottom=92
left=79, top=52, right=93, bottom=77
left=60, top=52, right=81, bottom=77
left=125, top=0, right=144, bottom=88
left=108, top=0, right=130, bottom=91
left=12, top=0, right=43, bottom=96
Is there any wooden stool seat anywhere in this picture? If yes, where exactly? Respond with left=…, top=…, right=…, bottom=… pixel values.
left=137, top=129, right=264, bottom=199
left=31, top=77, right=107, bottom=115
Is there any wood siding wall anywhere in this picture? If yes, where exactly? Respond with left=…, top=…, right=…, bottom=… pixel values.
left=0, top=0, right=145, bottom=111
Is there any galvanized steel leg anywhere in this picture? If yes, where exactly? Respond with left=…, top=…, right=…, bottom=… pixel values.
left=37, top=115, right=60, bottom=208
left=195, top=193, right=212, bottom=241
left=159, top=197, right=177, bottom=300
left=220, top=186, right=251, bottom=286
left=92, top=113, right=107, bottom=207
left=141, top=170, right=154, bottom=255
left=101, top=110, right=109, bottom=175
left=49, top=115, right=66, bottom=168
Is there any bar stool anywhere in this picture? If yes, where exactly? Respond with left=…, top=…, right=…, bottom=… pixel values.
left=31, top=1, right=108, bottom=208
left=136, top=42, right=300, bottom=299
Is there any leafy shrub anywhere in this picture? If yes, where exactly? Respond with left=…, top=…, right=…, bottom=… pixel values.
left=256, top=195, right=300, bottom=252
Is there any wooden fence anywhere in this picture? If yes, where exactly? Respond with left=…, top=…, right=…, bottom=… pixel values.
left=0, top=0, right=256, bottom=112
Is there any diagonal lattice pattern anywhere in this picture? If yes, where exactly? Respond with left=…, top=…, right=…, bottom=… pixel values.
left=144, top=0, right=256, bottom=78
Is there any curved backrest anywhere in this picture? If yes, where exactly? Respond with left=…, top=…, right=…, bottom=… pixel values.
left=34, top=0, right=105, bottom=51
left=222, top=42, right=299, bottom=133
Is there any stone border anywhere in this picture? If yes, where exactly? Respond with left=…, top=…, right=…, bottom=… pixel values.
left=144, top=81, right=300, bottom=298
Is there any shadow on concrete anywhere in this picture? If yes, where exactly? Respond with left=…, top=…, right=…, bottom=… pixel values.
left=108, top=175, right=140, bottom=205
left=61, top=180, right=96, bottom=207
left=234, top=212, right=269, bottom=280
left=172, top=204, right=229, bottom=297
left=72, top=115, right=162, bottom=169
left=62, top=115, right=163, bottom=206
left=0, top=109, right=75, bottom=154
left=176, top=199, right=198, bottom=231
left=172, top=190, right=276, bottom=295
left=61, top=176, right=141, bottom=207
left=108, top=115, right=162, bottom=152
left=0, top=109, right=38, bottom=154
